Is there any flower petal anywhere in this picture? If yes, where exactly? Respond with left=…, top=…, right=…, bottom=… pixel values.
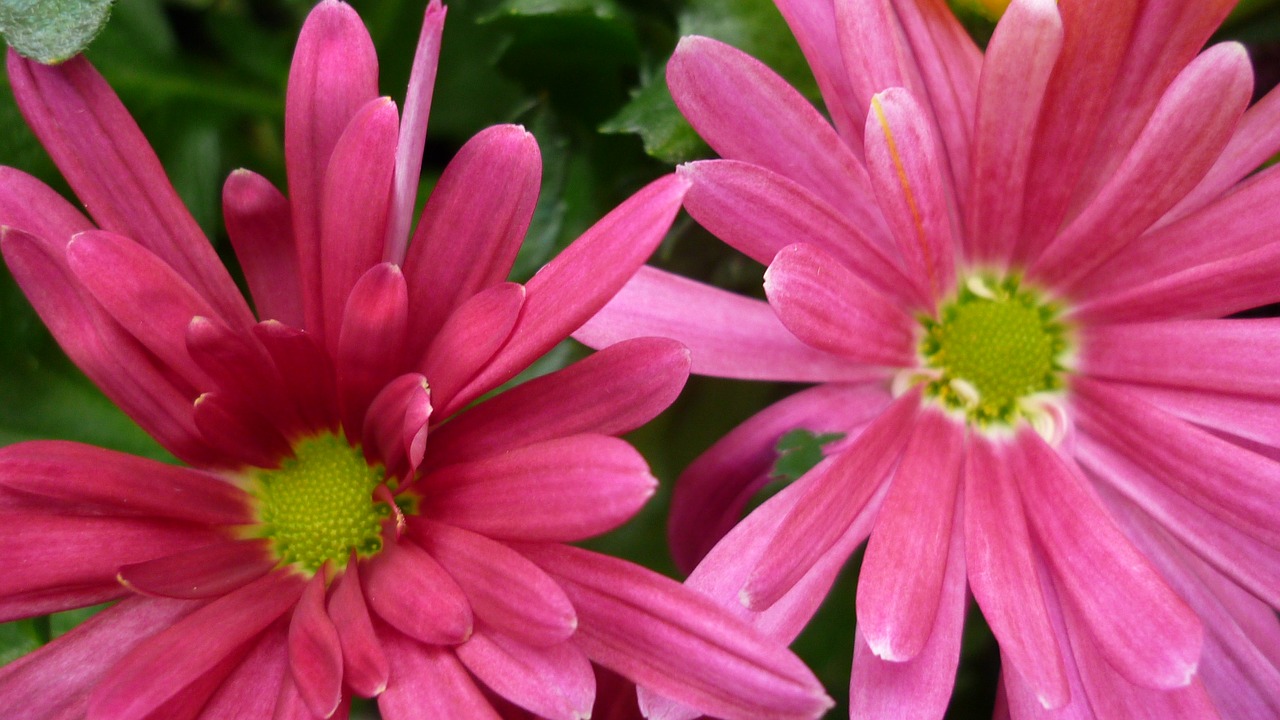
left=288, top=572, right=344, bottom=719
left=254, top=321, right=340, bottom=435
left=422, top=282, right=526, bottom=417
left=364, top=539, right=473, bottom=645
left=197, top=623, right=289, bottom=718
left=362, top=373, right=431, bottom=481
left=118, top=539, right=275, bottom=600
left=376, top=627, right=501, bottom=720
left=0, top=165, right=92, bottom=241
left=222, top=169, right=303, bottom=327
left=193, top=390, right=293, bottom=469
left=327, top=561, right=389, bottom=698
left=771, top=0, right=862, bottom=139
left=456, top=629, right=594, bottom=720
left=187, top=315, right=304, bottom=441
left=337, top=263, right=408, bottom=437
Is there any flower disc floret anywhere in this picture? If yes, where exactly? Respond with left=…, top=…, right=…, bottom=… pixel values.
left=918, top=275, right=1070, bottom=427
left=247, top=433, right=390, bottom=573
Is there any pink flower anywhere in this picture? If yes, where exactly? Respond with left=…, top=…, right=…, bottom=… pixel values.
left=579, top=0, right=1280, bottom=716
left=0, top=2, right=834, bottom=718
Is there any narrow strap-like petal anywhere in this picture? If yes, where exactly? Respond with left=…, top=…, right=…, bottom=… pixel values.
left=412, top=520, right=577, bottom=647
left=456, top=629, right=594, bottom=720
left=421, top=282, right=525, bottom=417
left=337, top=263, right=408, bottom=438
left=421, top=434, right=655, bottom=543
left=362, top=373, right=431, bottom=481
left=223, top=169, right=304, bottom=327
left=199, top=623, right=289, bottom=718
left=376, top=627, right=501, bottom=720
left=835, top=0, right=919, bottom=111
left=0, top=165, right=93, bottom=242
left=288, top=573, right=344, bottom=718
left=364, top=539, right=472, bottom=645
left=771, top=0, right=863, bottom=140
left=118, top=539, right=276, bottom=599
left=327, top=561, right=389, bottom=698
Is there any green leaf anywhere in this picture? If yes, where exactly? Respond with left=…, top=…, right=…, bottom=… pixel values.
left=598, top=65, right=709, bottom=165
left=772, top=428, right=845, bottom=483
left=0, top=0, right=115, bottom=63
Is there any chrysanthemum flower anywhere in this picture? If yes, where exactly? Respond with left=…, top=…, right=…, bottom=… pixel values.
left=579, top=0, right=1280, bottom=716
left=0, top=2, right=834, bottom=718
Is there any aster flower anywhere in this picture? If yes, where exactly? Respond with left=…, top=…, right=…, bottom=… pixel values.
left=0, top=2, right=834, bottom=718
left=578, top=0, right=1280, bottom=716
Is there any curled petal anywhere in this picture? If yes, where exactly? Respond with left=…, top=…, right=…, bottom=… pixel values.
left=362, top=373, right=431, bottom=480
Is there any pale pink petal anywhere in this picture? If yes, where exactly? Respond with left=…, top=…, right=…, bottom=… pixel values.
left=88, top=570, right=304, bottom=718
left=1012, top=430, right=1202, bottom=690
left=1127, top=383, right=1280, bottom=449
left=377, top=627, right=501, bottom=720
left=0, top=165, right=92, bottom=242
left=421, top=434, right=655, bottom=542
left=523, top=543, right=833, bottom=720
left=0, top=440, right=248, bottom=524
left=456, top=629, right=594, bottom=720
left=771, top=0, right=863, bottom=140
left=964, top=437, right=1068, bottom=709
left=742, top=391, right=919, bottom=610
left=0, top=597, right=197, bottom=719
left=427, top=336, right=690, bottom=468
left=667, top=36, right=885, bottom=238
left=864, top=88, right=956, bottom=305
left=857, top=409, right=963, bottom=662
left=412, top=520, right=577, bottom=647
left=222, top=169, right=303, bottom=327
left=835, top=0, right=917, bottom=112
left=285, top=0, right=378, bottom=332
left=422, top=282, right=526, bottom=417
left=576, top=266, right=872, bottom=383
left=319, top=98, right=400, bottom=351
left=327, top=561, right=389, bottom=698
left=1000, top=565, right=1095, bottom=720
left=199, top=623, right=289, bottom=718
left=254, top=321, right=340, bottom=435
left=192, top=390, right=293, bottom=469
left=364, top=539, right=472, bottom=645
left=764, top=243, right=916, bottom=367
left=337, top=263, right=408, bottom=437
left=402, top=125, right=540, bottom=353
left=966, top=0, right=1063, bottom=264
left=289, top=572, right=344, bottom=718
left=118, top=539, right=275, bottom=600
left=669, top=382, right=891, bottom=572
left=384, top=0, right=446, bottom=263
left=1031, top=43, right=1253, bottom=290
left=362, top=373, right=431, bottom=480
left=5, top=52, right=252, bottom=328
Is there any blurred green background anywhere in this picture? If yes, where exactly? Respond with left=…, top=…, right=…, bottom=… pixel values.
left=2, top=0, right=1279, bottom=716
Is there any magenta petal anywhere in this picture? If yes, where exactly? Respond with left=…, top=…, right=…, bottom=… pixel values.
left=88, top=570, right=304, bottom=719
left=384, top=1, right=446, bottom=263
left=376, top=627, right=501, bottom=720
left=771, top=0, right=863, bottom=140
left=193, top=391, right=294, bottom=469
left=1012, top=430, right=1202, bottom=689
left=428, top=336, right=690, bottom=468
left=412, top=520, right=577, bottom=647
left=0, top=440, right=248, bottom=524
left=337, top=262, right=409, bottom=438
left=523, top=543, right=833, bottom=720
left=285, top=0, right=379, bottom=333
left=457, top=629, right=594, bottom=720
left=857, top=409, right=964, bottom=662
left=118, top=539, right=275, bottom=600
left=289, top=573, right=344, bottom=718
left=6, top=52, right=252, bottom=328
left=460, top=174, right=687, bottom=398
left=422, top=434, right=655, bottom=542
left=200, top=623, right=289, bottom=719
left=187, top=315, right=304, bottom=440
left=403, top=125, right=541, bottom=352
left=254, top=321, right=340, bottom=435
left=364, top=539, right=473, bottom=645
left=0, top=165, right=92, bottom=243
left=764, top=243, right=916, bottom=366
left=327, top=562, right=389, bottom=698
left=362, top=373, right=431, bottom=480
left=223, top=169, right=303, bottom=327
left=422, top=282, right=526, bottom=416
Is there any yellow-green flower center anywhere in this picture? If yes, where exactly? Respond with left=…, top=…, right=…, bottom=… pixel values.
left=246, top=434, right=390, bottom=573
left=918, top=275, right=1070, bottom=427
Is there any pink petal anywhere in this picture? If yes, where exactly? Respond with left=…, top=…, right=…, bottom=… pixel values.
left=402, top=124, right=540, bottom=352
left=384, top=1, right=446, bottom=263
left=364, top=539, right=473, bottom=645
left=966, top=0, right=1063, bottom=264
left=422, top=282, right=526, bottom=417
left=1012, top=430, right=1202, bottom=689
left=88, top=570, right=305, bottom=719
left=863, top=88, right=956, bottom=305
left=523, top=543, right=833, bottom=720
left=0, top=165, right=92, bottom=242
left=222, top=169, right=303, bottom=327
left=743, top=390, right=919, bottom=611
left=764, top=242, right=916, bottom=367
left=458, top=174, right=687, bottom=400
left=456, top=629, right=594, bottom=720
left=192, top=390, right=293, bottom=469
left=118, top=539, right=275, bottom=600
left=834, top=0, right=919, bottom=112
left=327, top=561, right=389, bottom=697
left=0, top=440, right=249, bottom=524
left=427, top=336, right=691, bottom=468
left=669, top=382, right=891, bottom=572
left=285, top=0, right=379, bottom=333
left=376, top=627, right=501, bottom=720
left=5, top=52, right=252, bottom=328
left=771, top=0, right=863, bottom=140
left=187, top=315, right=304, bottom=441
left=412, top=520, right=576, bottom=647
left=421, top=434, right=655, bottom=542
left=198, top=623, right=289, bottom=718
left=319, top=98, right=400, bottom=351
left=289, top=572, right=344, bottom=718
left=964, top=437, right=1068, bottom=709
left=362, top=373, right=431, bottom=480
left=576, top=265, right=873, bottom=383
left=337, top=262, right=408, bottom=437
left=1126, top=383, right=1280, bottom=455
left=667, top=36, right=885, bottom=238
left=857, top=408, right=964, bottom=662
left=254, top=321, right=340, bottom=435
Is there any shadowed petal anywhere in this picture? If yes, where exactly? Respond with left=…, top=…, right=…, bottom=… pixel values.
left=118, top=539, right=275, bottom=599
left=193, top=391, right=293, bottom=469
left=364, top=539, right=472, bottom=645
left=377, top=627, right=501, bottom=720
left=254, top=321, right=340, bottom=435
left=456, top=629, right=594, bottom=720
left=198, top=623, right=289, bottom=718
left=422, top=282, right=525, bottom=416
left=187, top=316, right=304, bottom=441
left=337, top=263, right=408, bottom=438
left=327, top=561, right=389, bottom=698
left=223, top=169, right=303, bottom=327
left=289, top=573, right=344, bottom=718
left=362, top=373, right=431, bottom=480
